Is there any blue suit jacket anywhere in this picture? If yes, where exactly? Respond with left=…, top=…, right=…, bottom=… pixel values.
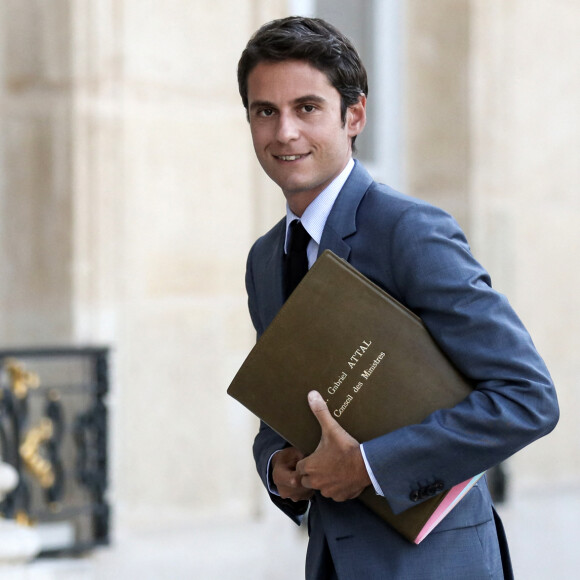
left=245, top=161, right=559, bottom=579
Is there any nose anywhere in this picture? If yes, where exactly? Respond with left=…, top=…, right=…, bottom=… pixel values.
left=275, top=112, right=300, bottom=144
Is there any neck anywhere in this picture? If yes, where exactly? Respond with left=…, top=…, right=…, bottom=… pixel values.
left=285, top=191, right=320, bottom=217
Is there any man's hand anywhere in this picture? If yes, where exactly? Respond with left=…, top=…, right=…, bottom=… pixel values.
left=296, top=391, right=371, bottom=502
left=271, top=447, right=315, bottom=502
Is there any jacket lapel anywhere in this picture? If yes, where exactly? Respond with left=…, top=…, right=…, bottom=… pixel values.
left=318, top=160, right=373, bottom=261
left=260, top=219, right=286, bottom=329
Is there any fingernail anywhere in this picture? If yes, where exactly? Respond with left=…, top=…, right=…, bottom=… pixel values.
left=308, top=390, right=320, bottom=403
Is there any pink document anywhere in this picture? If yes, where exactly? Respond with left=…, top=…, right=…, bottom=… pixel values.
left=414, top=473, right=485, bottom=544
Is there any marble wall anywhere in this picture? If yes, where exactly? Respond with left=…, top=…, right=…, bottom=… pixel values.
left=0, top=0, right=286, bottom=528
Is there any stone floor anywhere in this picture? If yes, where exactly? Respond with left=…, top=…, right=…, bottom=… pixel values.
left=3, top=486, right=579, bottom=579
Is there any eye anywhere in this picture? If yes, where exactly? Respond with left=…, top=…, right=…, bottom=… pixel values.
left=257, top=108, right=275, bottom=117
left=301, top=104, right=316, bottom=113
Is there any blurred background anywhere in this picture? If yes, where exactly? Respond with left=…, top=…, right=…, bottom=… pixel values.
left=0, top=0, right=578, bottom=578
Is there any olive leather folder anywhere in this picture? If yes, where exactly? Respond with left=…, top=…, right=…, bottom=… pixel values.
left=227, top=250, right=482, bottom=544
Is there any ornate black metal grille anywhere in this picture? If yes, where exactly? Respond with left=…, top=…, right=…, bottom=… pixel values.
left=0, top=347, right=110, bottom=555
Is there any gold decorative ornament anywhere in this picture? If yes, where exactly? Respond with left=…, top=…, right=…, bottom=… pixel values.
left=19, top=418, right=55, bottom=489
left=15, top=510, right=36, bottom=527
left=3, top=359, right=40, bottom=399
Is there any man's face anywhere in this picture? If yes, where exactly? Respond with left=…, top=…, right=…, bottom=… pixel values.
left=246, top=60, right=366, bottom=216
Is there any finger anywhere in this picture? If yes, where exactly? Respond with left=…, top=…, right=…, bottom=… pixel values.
left=295, top=457, right=307, bottom=477
left=288, top=473, right=302, bottom=488
left=308, top=390, right=341, bottom=433
left=280, top=447, right=304, bottom=467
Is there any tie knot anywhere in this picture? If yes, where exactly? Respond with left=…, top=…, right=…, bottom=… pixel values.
left=289, top=220, right=311, bottom=253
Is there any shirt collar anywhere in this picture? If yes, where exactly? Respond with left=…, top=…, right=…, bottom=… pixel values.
left=284, top=158, right=355, bottom=253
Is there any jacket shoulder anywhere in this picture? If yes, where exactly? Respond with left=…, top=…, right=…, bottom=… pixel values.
left=249, top=217, right=285, bottom=256
left=362, top=179, right=445, bottom=220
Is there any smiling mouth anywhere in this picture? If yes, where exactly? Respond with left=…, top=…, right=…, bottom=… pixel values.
left=274, top=154, right=308, bottom=161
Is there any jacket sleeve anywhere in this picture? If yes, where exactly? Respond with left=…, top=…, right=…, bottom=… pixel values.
left=362, top=203, right=559, bottom=515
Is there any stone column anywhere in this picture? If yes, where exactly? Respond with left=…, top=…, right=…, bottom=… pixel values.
left=404, top=0, right=471, bottom=232
left=111, top=0, right=287, bottom=522
left=0, top=1, right=75, bottom=344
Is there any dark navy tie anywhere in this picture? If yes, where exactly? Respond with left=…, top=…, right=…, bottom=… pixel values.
left=285, top=220, right=311, bottom=299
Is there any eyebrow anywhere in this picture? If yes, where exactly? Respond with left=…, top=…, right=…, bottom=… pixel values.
left=249, top=94, right=328, bottom=112
left=293, top=94, right=327, bottom=105
left=249, top=100, right=276, bottom=112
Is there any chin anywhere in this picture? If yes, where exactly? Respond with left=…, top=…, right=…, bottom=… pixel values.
left=281, top=182, right=313, bottom=196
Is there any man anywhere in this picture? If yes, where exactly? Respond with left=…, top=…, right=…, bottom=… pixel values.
left=237, top=16, right=558, bottom=579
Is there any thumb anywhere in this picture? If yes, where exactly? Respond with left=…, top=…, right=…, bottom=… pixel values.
left=308, top=390, right=341, bottom=435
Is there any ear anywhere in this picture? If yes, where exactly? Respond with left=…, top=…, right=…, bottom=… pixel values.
left=346, top=94, right=367, bottom=138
